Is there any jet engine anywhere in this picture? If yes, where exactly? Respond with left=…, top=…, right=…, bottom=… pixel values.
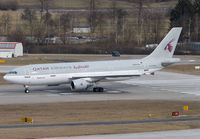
left=70, top=79, right=93, bottom=91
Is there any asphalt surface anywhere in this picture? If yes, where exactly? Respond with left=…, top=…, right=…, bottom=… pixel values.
left=1, top=71, right=200, bottom=105
left=0, top=66, right=19, bottom=73
left=1, top=117, right=200, bottom=129
left=44, top=129, right=200, bottom=139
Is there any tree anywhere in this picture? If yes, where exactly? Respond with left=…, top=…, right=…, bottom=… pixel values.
left=137, top=0, right=144, bottom=46
left=39, top=0, right=53, bottom=23
left=60, top=13, right=71, bottom=44
left=21, top=8, right=37, bottom=41
left=42, top=12, right=54, bottom=40
left=34, top=22, right=45, bottom=46
left=116, top=9, right=127, bottom=33
left=194, top=0, right=200, bottom=40
left=170, top=0, right=194, bottom=41
left=0, top=13, right=11, bottom=35
left=21, top=8, right=36, bottom=26
left=107, top=0, right=117, bottom=42
left=115, top=9, right=127, bottom=43
left=110, top=0, right=117, bottom=24
left=96, top=12, right=106, bottom=36
left=151, top=11, right=165, bottom=43
left=88, top=0, right=97, bottom=33
left=7, top=25, right=26, bottom=42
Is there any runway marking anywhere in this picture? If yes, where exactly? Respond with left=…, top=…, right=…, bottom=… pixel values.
left=1, top=117, right=200, bottom=129
left=180, top=91, right=200, bottom=96
left=108, top=91, right=120, bottom=93
left=59, top=93, right=74, bottom=95
left=45, top=94, right=61, bottom=96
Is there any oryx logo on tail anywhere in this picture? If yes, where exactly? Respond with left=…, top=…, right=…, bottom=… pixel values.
left=164, top=39, right=174, bottom=52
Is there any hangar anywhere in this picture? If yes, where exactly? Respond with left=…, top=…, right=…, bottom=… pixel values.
left=0, top=42, right=23, bottom=58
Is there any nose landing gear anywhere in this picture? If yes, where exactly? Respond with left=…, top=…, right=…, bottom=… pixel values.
left=24, top=85, right=30, bottom=94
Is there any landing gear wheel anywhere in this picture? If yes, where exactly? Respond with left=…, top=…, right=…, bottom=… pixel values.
left=93, top=87, right=104, bottom=92
left=93, top=88, right=98, bottom=92
left=25, top=89, right=30, bottom=94
left=24, top=85, right=30, bottom=94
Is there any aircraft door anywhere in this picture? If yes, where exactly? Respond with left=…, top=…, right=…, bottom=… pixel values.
left=24, top=69, right=31, bottom=84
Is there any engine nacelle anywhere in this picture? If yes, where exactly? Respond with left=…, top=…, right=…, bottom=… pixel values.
left=70, top=79, right=92, bottom=91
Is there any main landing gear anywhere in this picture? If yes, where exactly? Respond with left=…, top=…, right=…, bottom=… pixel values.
left=93, top=87, right=104, bottom=92
left=24, top=85, right=30, bottom=94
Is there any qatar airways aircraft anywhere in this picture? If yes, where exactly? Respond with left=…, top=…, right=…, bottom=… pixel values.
left=4, top=27, right=182, bottom=93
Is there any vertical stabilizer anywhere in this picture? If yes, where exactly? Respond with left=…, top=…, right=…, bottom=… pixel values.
left=145, top=27, right=182, bottom=60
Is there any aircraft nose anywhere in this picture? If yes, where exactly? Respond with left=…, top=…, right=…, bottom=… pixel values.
left=3, top=74, right=13, bottom=83
left=3, top=74, right=19, bottom=84
left=3, top=74, right=8, bottom=81
left=3, top=74, right=11, bottom=82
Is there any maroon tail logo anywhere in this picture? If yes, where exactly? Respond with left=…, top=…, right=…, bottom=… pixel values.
left=164, top=39, right=174, bottom=52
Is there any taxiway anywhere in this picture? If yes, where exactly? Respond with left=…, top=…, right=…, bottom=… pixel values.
left=44, top=129, right=200, bottom=139
left=0, top=71, right=200, bottom=105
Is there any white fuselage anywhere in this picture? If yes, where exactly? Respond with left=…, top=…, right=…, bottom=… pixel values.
left=3, top=58, right=162, bottom=85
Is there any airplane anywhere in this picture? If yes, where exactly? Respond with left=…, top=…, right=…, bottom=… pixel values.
left=3, top=27, right=182, bottom=93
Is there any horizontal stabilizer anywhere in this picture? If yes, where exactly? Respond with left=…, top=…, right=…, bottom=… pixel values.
left=161, top=58, right=180, bottom=67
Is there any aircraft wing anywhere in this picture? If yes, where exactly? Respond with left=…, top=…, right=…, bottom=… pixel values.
left=70, top=70, right=143, bottom=79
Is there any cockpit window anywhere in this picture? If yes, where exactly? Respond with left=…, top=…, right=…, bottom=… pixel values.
left=8, top=71, right=17, bottom=74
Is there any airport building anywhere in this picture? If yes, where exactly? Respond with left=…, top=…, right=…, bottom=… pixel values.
left=73, top=25, right=91, bottom=33
left=0, top=42, right=23, bottom=58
